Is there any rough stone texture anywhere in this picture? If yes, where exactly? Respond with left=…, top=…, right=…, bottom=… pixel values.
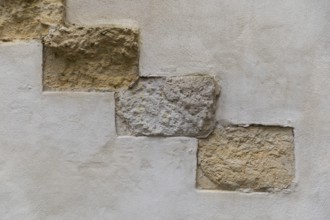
left=0, top=0, right=64, bottom=40
left=43, top=24, right=139, bottom=91
left=197, top=126, right=295, bottom=192
left=116, top=75, right=219, bottom=137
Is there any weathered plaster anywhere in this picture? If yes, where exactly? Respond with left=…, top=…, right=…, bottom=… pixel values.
left=61, top=1, right=330, bottom=219
left=66, top=0, right=328, bottom=126
left=1, top=35, right=330, bottom=220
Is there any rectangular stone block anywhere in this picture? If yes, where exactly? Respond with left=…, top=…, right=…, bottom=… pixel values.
left=115, top=75, right=219, bottom=137
left=197, top=125, right=295, bottom=192
left=43, top=24, right=139, bottom=91
left=0, top=0, right=64, bottom=40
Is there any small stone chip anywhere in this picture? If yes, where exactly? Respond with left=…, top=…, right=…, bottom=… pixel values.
left=115, top=75, right=219, bottom=137
left=0, top=0, right=64, bottom=40
left=197, top=126, right=295, bottom=192
left=43, top=24, right=139, bottom=91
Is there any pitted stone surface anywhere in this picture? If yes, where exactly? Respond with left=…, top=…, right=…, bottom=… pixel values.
left=197, top=126, right=295, bottom=192
left=0, top=0, right=64, bottom=40
left=115, top=75, right=219, bottom=137
left=43, top=24, right=139, bottom=91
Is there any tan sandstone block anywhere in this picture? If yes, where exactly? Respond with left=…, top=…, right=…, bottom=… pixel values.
left=0, top=0, right=64, bottom=40
left=197, top=126, right=295, bottom=192
left=43, top=24, right=139, bottom=91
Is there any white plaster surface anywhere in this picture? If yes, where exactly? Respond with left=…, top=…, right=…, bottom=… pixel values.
left=1, top=1, right=330, bottom=219
left=67, top=0, right=330, bottom=126
left=1, top=41, right=330, bottom=220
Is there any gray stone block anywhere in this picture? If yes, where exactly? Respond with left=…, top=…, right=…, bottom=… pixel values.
left=115, top=75, right=219, bottom=137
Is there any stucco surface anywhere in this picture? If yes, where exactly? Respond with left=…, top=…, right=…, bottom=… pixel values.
left=1, top=35, right=330, bottom=220
left=67, top=0, right=330, bottom=126
left=64, top=0, right=329, bottom=219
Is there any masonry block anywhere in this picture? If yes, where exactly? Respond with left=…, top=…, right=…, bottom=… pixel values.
left=0, top=0, right=64, bottom=40
left=115, top=75, right=219, bottom=137
left=197, top=126, right=295, bottom=192
left=43, top=24, right=139, bottom=91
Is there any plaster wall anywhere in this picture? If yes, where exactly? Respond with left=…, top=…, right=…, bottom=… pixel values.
left=0, top=1, right=329, bottom=219
left=67, top=0, right=330, bottom=126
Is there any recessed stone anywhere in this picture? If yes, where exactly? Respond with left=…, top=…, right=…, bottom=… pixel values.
left=197, top=126, right=295, bottom=192
left=0, top=0, right=64, bottom=40
left=115, top=75, right=219, bottom=137
left=43, top=24, right=139, bottom=91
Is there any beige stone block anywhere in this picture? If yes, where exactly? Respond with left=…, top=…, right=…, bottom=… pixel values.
left=43, top=24, right=139, bottom=91
left=197, top=126, right=295, bottom=192
left=0, top=0, right=65, bottom=40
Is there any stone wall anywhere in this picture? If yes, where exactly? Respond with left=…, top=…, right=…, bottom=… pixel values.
left=0, top=0, right=329, bottom=219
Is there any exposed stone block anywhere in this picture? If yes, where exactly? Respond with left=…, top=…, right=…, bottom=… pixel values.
left=115, top=75, right=219, bottom=137
left=197, top=126, right=295, bottom=192
left=43, top=24, right=139, bottom=91
left=0, top=0, right=65, bottom=40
